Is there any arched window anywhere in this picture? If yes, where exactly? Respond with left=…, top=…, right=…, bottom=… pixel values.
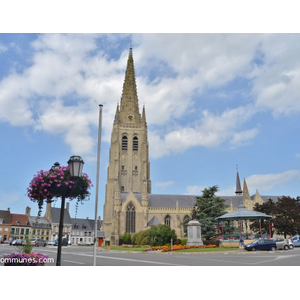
left=126, top=203, right=136, bottom=233
left=122, top=136, right=128, bottom=150
left=133, top=136, right=138, bottom=151
left=165, top=215, right=171, bottom=227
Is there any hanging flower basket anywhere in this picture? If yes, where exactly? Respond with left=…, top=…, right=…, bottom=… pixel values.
left=50, top=184, right=68, bottom=197
left=27, top=166, right=93, bottom=216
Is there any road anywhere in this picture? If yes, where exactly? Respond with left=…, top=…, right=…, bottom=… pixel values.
left=1, top=244, right=300, bottom=266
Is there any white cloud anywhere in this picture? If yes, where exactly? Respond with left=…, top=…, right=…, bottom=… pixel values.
left=217, top=186, right=236, bottom=196
left=246, top=170, right=300, bottom=193
left=185, top=185, right=206, bottom=195
left=2, top=33, right=300, bottom=161
left=35, top=100, right=96, bottom=155
left=252, top=34, right=300, bottom=116
left=149, top=105, right=258, bottom=158
left=0, top=42, right=7, bottom=53
left=229, top=128, right=259, bottom=148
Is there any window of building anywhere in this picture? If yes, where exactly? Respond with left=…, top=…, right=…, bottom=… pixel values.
left=165, top=215, right=171, bottom=227
left=122, top=136, right=128, bottom=150
left=133, top=136, right=138, bottom=151
left=126, top=203, right=136, bottom=233
left=121, top=186, right=125, bottom=192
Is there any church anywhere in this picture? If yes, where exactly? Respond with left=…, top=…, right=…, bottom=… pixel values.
left=102, top=47, right=276, bottom=245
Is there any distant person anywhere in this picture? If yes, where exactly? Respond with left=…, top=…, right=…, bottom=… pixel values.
left=239, top=236, right=244, bottom=248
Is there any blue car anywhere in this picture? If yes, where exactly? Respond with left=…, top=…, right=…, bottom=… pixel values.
left=244, top=239, right=277, bottom=251
left=292, top=236, right=300, bottom=247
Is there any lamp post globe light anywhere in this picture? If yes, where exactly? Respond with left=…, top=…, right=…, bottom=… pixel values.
left=68, top=155, right=84, bottom=178
left=51, top=162, right=61, bottom=171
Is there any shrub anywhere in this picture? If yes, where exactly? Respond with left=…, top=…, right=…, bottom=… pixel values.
left=132, top=229, right=149, bottom=245
left=119, top=232, right=131, bottom=245
left=180, top=238, right=188, bottom=246
left=203, top=239, right=220, bottom=247
left=148, top=224, right=177, bottom=247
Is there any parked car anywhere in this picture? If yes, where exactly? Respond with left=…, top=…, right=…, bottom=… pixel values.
left=11, top=239, right=26, bottom=246
left=287, top=238, right=294, bottom=249
left=244, top=239, right=277, bottom=251
left=292, top=235, right=300, bottom=247
left=271, top=238, right=290, bottom=250
left=47, top=240, right=56, bottom=246
left=30, top=238, right=47, bottom=247
left=53, top=238, right=68, bottom=246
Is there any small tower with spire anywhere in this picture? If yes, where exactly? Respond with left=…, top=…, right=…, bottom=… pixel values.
left=235, top=165, right=243, bottom=195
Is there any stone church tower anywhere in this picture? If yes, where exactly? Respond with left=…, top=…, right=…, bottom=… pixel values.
left=103, top=47, right=151, bottom=244
left=102, top=47, right=278, bottom=246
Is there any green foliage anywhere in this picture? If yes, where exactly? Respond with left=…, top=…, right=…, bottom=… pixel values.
left=180, top=238, right=187, bottom=246
left=194, top=185, right=228, bottom=240
left=147, top=224, right=177, bottom=246
left=14, top=237, right=33, bottom=254
left=132, top=229, right=149, bottom=245
left=251, top=196, right=300, bottom=238
left=119, top=232, right=132, bottom=245
left=23, top=237, right=34, bottom=254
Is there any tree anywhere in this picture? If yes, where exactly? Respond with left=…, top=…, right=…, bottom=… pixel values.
left=250, top=198, right=276, bottom=236
left=147, top=224, right=177, bottom=246
left=273, top=196, right=300, bottom=238
left=251, top=196, right=300, bottom=238
left=193, top=185, right=228, bottom=240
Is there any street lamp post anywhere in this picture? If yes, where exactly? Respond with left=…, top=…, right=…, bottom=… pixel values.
left=93, top=104, right=103, bottom=266
left=53, top=156, right=84, bottom=266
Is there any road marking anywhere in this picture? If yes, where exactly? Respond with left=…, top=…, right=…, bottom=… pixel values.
left=63, top=260, right=85, bottom=265
left=95, top=254, right=186, bottom=266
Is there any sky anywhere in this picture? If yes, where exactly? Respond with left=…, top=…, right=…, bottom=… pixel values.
left=1, top=32, right=300, bottom=220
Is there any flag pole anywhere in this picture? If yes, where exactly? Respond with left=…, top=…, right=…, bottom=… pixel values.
left=93, top=104, right=103, bottom=266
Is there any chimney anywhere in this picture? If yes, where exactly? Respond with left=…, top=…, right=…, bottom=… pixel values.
left=7, top=207, right=10, bottom=212
left=25, top=206, right=31, bottom=216
left=66, top=202, right=70, bottom=211
left=45, top=201, right=51, bottom=220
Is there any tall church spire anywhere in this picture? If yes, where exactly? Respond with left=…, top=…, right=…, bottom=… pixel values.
left=235, top=168, right=243, bottom=195
left=119, top=47, right=141, bottom=123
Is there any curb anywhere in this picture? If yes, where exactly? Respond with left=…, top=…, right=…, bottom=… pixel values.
left=97, top=249, right=285, bottom=255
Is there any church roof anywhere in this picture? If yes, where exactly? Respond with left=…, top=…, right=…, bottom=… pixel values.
left=147, top=216, right=161, bottom=226
left=121, top=192, right=280, bottom=209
